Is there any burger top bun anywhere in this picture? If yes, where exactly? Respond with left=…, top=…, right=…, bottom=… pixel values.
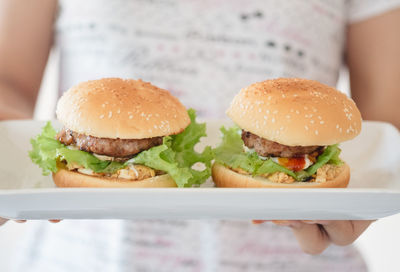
left=227, top=78, right=362, bottom=146
left=56, top=78, right=190, bottom=139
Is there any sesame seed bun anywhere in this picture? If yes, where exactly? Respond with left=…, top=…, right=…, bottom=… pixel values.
left=56, top=78, right=190, bottom=139
left=227, top=78, right=362, bottom=146
left=53, top=169, right=177, bottom=188
left=212, top=162, right=350, bottom=188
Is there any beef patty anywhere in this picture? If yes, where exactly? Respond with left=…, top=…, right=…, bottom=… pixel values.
left=57, top=128, right=163, bottom=158
left=241, top=130, right=323, bottom=158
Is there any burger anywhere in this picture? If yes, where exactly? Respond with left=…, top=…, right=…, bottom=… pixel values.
left=30, top=78, right=212, bottom=188
left=212, top=78, right=362, bottom=188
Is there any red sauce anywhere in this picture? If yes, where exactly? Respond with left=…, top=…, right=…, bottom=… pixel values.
left=278, top=157, right=306, bottom=172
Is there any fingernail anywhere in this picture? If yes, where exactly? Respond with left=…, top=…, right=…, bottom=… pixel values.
left=272, top=220, right=291, bottom=226
left=302, top=220, right=317, bottom=224
left=14, top=220, right=26, bottom=223
left=252, top=220, right=267, bottom=224
left=49, top=219, right=61, bottom=223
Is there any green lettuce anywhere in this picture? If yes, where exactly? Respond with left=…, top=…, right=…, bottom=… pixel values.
left=29, top=109, right=213, bottom=187
left=214, top=126, right=343, bottom=181
left=128, top=109, right=213, bottom=187
left=303, top=144, right=342, bottom=175
left=29, top=122, right=125, bottom=175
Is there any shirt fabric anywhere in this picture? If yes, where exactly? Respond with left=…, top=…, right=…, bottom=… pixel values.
left=14, top=0, right=400, bottom=271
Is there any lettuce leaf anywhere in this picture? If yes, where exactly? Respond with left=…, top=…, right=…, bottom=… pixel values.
left=304, top=144, right=342, bottom=175
left=213, top=126, right=260, bottom=173
left=29, top=122, right=125, bottom=175
left=129, top=109, right=213, bottom=187
left=214, top=126, right=343, bottom=181
left=214, top=126, right=297, bottom=178
left=29, top=109, right=212, bottom=187
left=29, top=122, right=63, bottom=175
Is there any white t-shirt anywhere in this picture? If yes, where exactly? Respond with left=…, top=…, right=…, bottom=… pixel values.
left=13, top=0, right=400, bottom=271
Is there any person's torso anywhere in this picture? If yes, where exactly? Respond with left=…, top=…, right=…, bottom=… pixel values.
left=56, top=0, right=348, bottom=118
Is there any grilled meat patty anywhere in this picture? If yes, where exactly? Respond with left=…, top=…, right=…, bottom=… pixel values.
left=57, top=128, right=163, bottom=158
left=241, top=130, right=323, bottom=158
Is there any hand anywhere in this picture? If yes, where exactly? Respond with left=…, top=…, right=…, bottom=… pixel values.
left=0, top=217, right=8, bottom=226
left=253, top=220, right=374, bottom=255
left=0, top=217, right=61, bottom=226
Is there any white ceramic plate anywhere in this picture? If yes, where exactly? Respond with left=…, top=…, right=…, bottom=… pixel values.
left=0, top=120, right=399, bottom=220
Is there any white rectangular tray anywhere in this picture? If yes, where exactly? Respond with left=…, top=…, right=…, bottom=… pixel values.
left=0, top=120, right=399, bottom=220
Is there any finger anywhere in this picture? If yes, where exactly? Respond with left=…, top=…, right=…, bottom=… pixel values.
left=252, top=220, right=268, bottom=224
left=317, top=220, right=373, bottom=246
left=272, top=220, right=304, bottom=228
left=302, top=220, right=332, bottom=225
left=291, top=223, right=330, bottom=255
left=49, top=219, right=62, bottom=223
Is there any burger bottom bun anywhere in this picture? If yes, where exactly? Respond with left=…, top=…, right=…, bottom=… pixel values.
left=53, top=169, right=177, bottom=188
left=212, top=162, right=350, bottom=188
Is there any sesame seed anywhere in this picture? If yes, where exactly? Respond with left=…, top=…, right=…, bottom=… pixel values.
left=295, top=110, right=300, bottom=114
left=101, top=104, right=106, bottom=108
left=273, top=110, right=278, bottom=114
left=336, top=124, right=340, bottom=129
left=320, top=121, right=324, bottom=124
left=108, top=111, right=112, bottom=118
left=129, top=115, right=133, bottom=119
left=117, top=109, right=121, bottom=114
left=315, top=130, right=319, bottom=135
left=99, top=114, right=104, bottom=119
left=305, top=125, right=309, bottom=131
left=286, top=115, right=291, bottom=119
left=310, top=120, right=315, bottom=124
left=271, top=118, right=275, bottom=123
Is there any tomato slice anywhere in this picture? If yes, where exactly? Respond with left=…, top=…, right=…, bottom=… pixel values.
left=278, top=157, right=306, bottom=172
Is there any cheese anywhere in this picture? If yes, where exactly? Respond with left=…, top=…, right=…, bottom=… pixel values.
left=74, top=163, right=155, bottom=181
left=93, top=153, right=116, bottom=161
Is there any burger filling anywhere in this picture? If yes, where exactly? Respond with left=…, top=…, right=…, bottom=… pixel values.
left=54, top=128, right=165, bottom=180
left=29, top=109, right=213, bottom=187
left=214, top=127, right=343, bottom=183
left=241, top=130, right=323, bottom=158
left=57, top=128, right=163, bottom=159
